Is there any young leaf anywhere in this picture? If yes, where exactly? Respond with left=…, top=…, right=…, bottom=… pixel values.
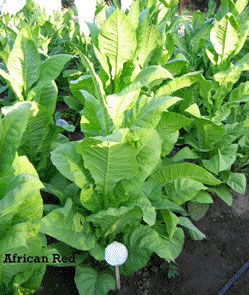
left=211, top=184, right=233, bottom=206
left=136, top=16, right=161, bottom=67
left=125, top=95, right=181, bottom=129
left=75, top=265, right=115, bottom=295
left=225, top=173, right=246, bottom=194
left=202, top=144, right=238, bottom=174
left=76, top=48, right=111, bottom=136
left=161, top=209, right=179, bottom=239
left=87, top=206, right=142, bottom=238
left=98, top=9, right=136, bottom=78
left=7, top=27, right=41, bottom=95
left=178, top=217, right=206, bottom=240
left=76, top=136, right=139, bottom=207
left=210, top=13, right=241, bottom=61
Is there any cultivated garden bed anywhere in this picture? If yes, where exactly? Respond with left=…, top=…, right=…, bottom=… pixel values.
left=0, top=0, right=248, bottom=295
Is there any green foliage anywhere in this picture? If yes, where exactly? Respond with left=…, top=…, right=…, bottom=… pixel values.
left=0, top=0, right=248, bottom=294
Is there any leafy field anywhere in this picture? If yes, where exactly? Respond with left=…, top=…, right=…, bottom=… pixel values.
left=0, top=0, right=248, bottom=294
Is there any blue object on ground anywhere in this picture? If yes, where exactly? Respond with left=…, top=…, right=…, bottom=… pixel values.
left=217, top=260, right=249, bottom=294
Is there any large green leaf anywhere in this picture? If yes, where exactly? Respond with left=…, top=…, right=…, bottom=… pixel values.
left=211, top=184, right=233, bottom=206
left=75, top=265, right=115, bottom=295
left=106, top=89, right=140, bottom=128
left=161, top=209, right=179, bottom=240
left=0, top=173, right=43, bottom=237
left=125, top=95, right=181, bottom=129
left=18, top=102, right=57, bottom=171
left=128, top=0, right=140, bottom=29
left=161, top=131, right=179, bottom=157
left=34, top=81, right=58, bottom=114
left=134, top=65, right=173, bottom=85
left=121, top=129, right=161, bottom=194
left=202, top=144, right=238, bottom=174
left=1, top=236, right=47, bottom=292
left=40, top=199, right=96, bottom=251
left=123, top=193, right=156, bottom=226
left=6, top=27, right=41, bottom=96
left=76, top=134, right=139, bottom=207
left=235, top=0, right=248, bottom=15
left=210, top=13, right=241, bottom=61
left=121, top=225, right=184, bottom=274
left=80, top=185, right=104, bottom=213
left=225, top=173, right=246, bottom=194
left=164, top=178, right=207, bottom=205
left=0, top=102, right=31, bottom=177
left=77, top=49, right=112, bottom=136
left=70, top=75, right=95, bottom=101
left=87, top=206, right=142, bottom=238
left=28, top=54, right=73, bottom=99
left=51, top=142, right=87, bottom=189
left=0, top=223, right=28, bottom=254
left=151, top=163, right=221, bottom=186
left=157, top=112, right=192, bottom=135
left=98, top=9, right=136, bottom=78
left=80, top=90, right=109, bottom=137
left=229, top=81, right=249, bottom=103
left=185, top=119, right=226, bottom=151
left=156, top=72, right=202, bottom=96
left=178, top=217, right=206, bottom=240
left=0, top=68, right=24, bottom=100
left=136, top=16, right=161, bottom=67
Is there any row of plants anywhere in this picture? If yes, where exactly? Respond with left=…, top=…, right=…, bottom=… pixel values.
left=0, top=0, right=248, bottom=294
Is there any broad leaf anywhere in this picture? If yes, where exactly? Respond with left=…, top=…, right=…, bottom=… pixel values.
left=151, top=163, right=221, bottom=186
left=161, top=209, right=179, bottom=239
left=225, top=173, right=246, bottom=194
left=178, top=217, right=206, bottom=240
left=87, top=206, right=142, bottom=238
left=28, top=54, right=73, bottom=99
left=76, top=135, right=139, bottom=207
left=125, top=95, right=181, bottom=129
left=164, top=178, right=207, bottom=205
left=7, top=27, right=41, bottom=95
left=210, top=13, right=241, bottom=61
left=51, top=142, right=87, bottom=189
left=136, top=16, right=161, bottom=67
left=121, top=129, right=161, bottom=193
left=211, top=184, right=233, bottom=206
left=40, top=199, right=96, bottom=251
left=122, top=225, right=184, bottom=274
left=75, top=265, right=115, bottom=295
left=156, top=72, right=202, bottom=96
left=98, top=9, right=136, bottom=78
left=0, top=102, right=31, bottom=176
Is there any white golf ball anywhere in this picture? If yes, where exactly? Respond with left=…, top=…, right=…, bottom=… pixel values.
left=105, top=241, right=128, bottom=266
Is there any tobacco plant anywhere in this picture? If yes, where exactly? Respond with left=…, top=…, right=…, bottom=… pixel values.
left=43, top=5, right=237, bottom=294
